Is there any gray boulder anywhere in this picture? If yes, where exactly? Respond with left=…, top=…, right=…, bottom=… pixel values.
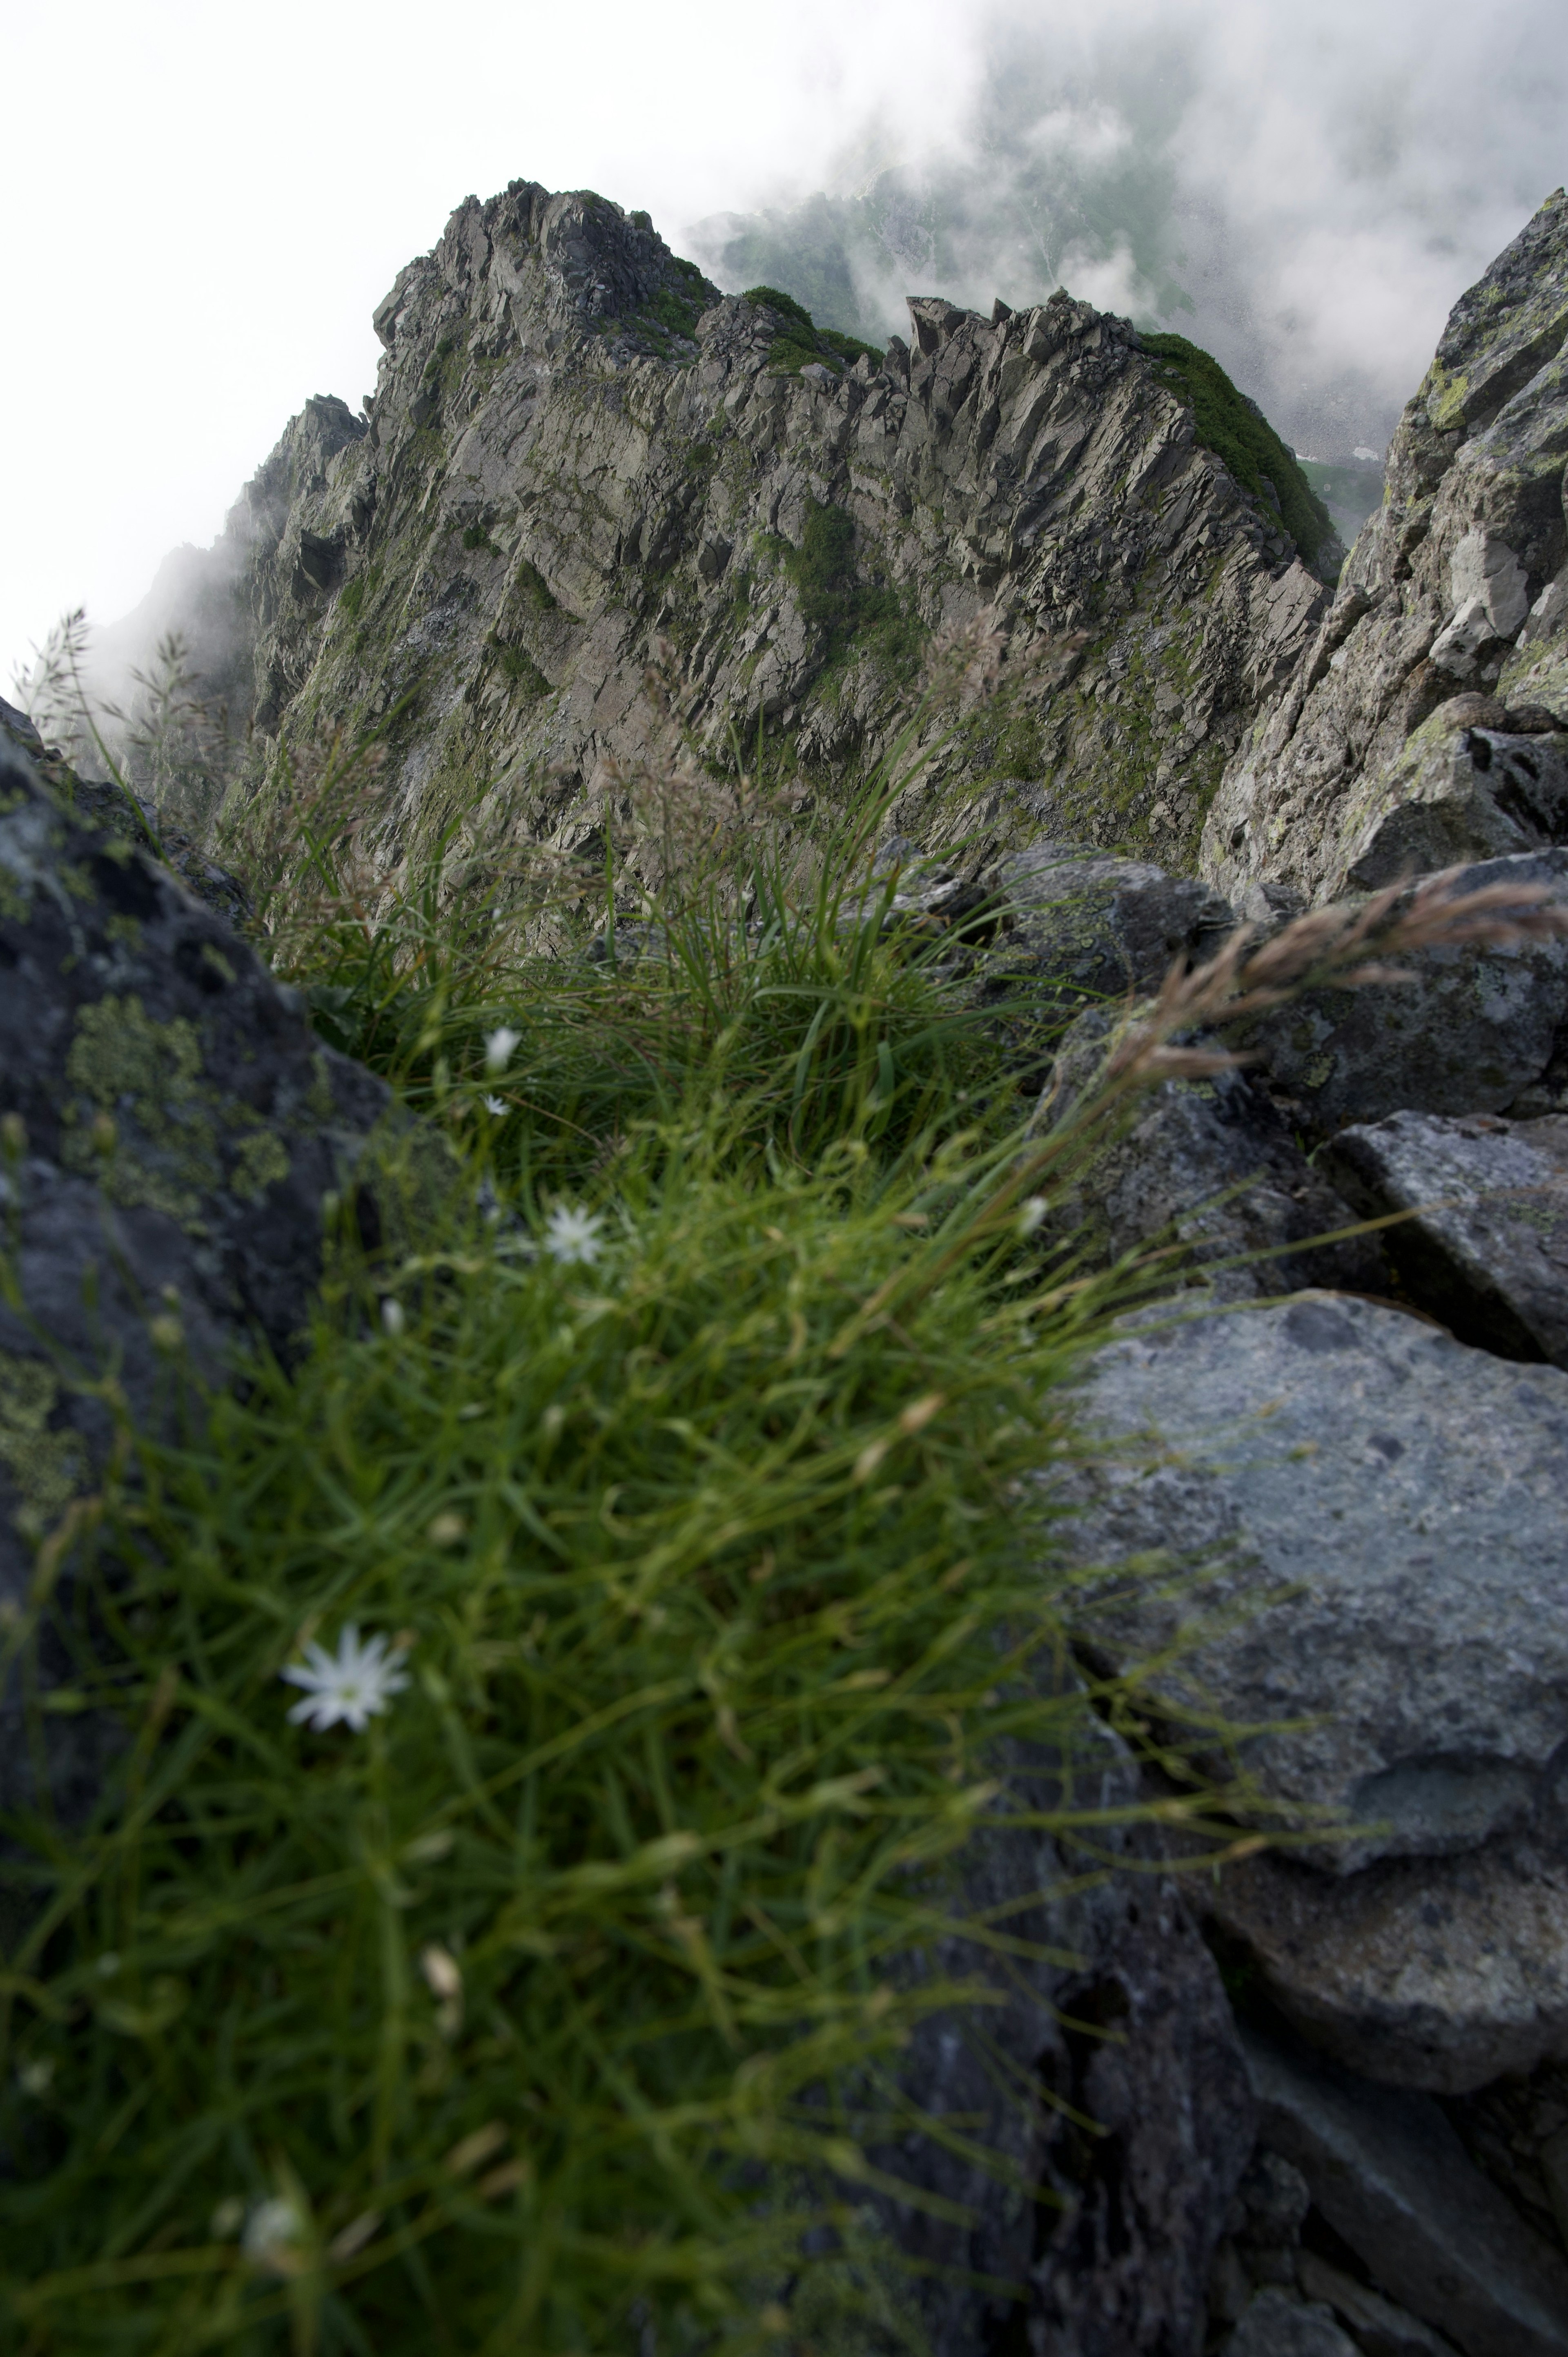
left=1245, top=2027, right=1568, bottom=2357
left=1064, top=1295, right=1568, bottom=1871
left=1194, top=1812, right=1568, bottom=2094
left=1320, top=1109, right=1568, bottom=1366
left=981, top=844, right=1234, bottom=1032
left=1057, top=1294, right=1568, bottom=2089
left=1237, top=850, right=1568, bottom=1132
left=1030, top=1002, right=1387, bottom=1302
left=0, top=741, right=394, bottom=1828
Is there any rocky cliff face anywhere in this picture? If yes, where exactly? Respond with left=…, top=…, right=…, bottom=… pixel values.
left=158, top=179, right=1334, bottom=878
left=1204, top=188, right=1568, bottom=906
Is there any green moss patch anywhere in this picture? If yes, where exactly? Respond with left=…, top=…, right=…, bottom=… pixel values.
left=744, top=285, right=883, bottom=377
left=1141, top=331, right=1334, bottom=569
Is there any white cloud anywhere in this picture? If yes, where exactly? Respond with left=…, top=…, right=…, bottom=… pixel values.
left=2, top=0, right=1564, bottom=691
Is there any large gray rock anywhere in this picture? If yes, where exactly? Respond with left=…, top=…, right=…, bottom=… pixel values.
left=1320, top=1109, right=1568, bottom=1366
left=1334, top=701, right=1568, bottom=894
left=1237, top=850, right=1568, bottom=1132
left=1194, top=1811, right=1568, bottom=2092
left=982, top=844, right=1235, bottom=1031
left=1064, top=1294, right=1568, bottom=1873
left=1030, top=1001, right=1387, bottom=1302
left=0, top=742, right=393, bottom=1827
left=1205, top=189, right=1568, bottom=908
left=1245, top=2027, right=1568, bottom=2357
left=862, top=1731, right=1255, bottom=2356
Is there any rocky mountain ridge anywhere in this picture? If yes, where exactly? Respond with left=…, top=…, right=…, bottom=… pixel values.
left=118, top=177, right=1336, bottom=882
left=1205, top=187, right=1568, bottom=908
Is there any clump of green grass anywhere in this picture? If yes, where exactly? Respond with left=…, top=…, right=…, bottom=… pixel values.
left=11, top=624, right=1379, bottom=2351
left=0, top=1061, right=1154, bottom=2350
left=761, top=502, right=914, bottom=678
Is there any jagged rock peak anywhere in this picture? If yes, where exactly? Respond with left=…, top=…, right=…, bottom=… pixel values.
left=1204, top=187, right=1568, bottom=905
left=127, top=176, right=1335, bottom=879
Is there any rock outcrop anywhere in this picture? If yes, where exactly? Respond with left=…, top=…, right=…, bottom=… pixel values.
left=865, top=1733, right=1254, bottom=2357
left=132, top=182, right=1333, bottom=876
left=1205, top=189, right=1568, bottom=905
left=1237, top=849, right=1568, bottom=1131
left=1245, top=2028, right=1568, bottom=2357
left=1321, top=1109, right=1568, bottom=1363
left=1027, top=999, right=1387, bottom=1304
left=1058, top=1293, right=1568, bottom=2088
left=0, top=736, right=392, bottom=1827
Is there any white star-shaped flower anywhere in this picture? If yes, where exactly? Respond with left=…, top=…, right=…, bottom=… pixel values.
left=483, top=1094, right=507, bottom=1115
left=281, top=1626, right=410, bottom=1733
left=484, top=1026, right=522, bottom=1073
left=543, top=1204, right=606, bottom=1266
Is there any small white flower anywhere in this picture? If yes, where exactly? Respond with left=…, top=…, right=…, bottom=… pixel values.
left=17, top=2056, right=55, bottom=2096
left=483, top=1093, right=507, bottom=1116
left=543, top=1204, right=606, bottom=1267
left=1017, top=1196, right=1049, bottom=1238
left=281, top=1626, right=410, bottom=1733
left=484, top=1025, right=522, bottom=1073
left=243, top=2194, right=305, bottom=2274
left=381, top=1298, right=405, bottom=1336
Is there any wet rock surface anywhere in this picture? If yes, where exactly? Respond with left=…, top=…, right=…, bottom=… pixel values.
left=0, top=740, right=391, bottom=1822
left=1319, top=1108, right=1568, bottom=1366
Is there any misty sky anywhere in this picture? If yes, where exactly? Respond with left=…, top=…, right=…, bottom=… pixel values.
left=4, top=0, right=1565, bottom=693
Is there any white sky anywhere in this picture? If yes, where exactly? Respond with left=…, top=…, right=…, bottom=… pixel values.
left=4, top=0, right=1564, bottom=691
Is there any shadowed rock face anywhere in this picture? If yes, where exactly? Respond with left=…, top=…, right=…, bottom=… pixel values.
left=861, top=1732, right=1254, bottom=2357
left=1204, top=188, right=1568, bottom=906
left=150, top=181, right=1329, bottom=879
left=0, top=739, right=391, bottom=1826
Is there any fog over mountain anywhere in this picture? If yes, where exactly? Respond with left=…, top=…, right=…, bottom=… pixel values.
left=689, top=0, right=1568, bottom=466
left=4, top=0, right=1564, bottom=697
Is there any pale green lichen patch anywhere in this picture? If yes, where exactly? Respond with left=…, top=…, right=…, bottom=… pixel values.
left=232, top=1131, right=290, bottom=1203
left=0, top=1352, right=85, bottom=1529
left=63, top=997, right=221, bottom=1224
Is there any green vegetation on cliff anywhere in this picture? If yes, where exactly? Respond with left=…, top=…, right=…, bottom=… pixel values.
left=743, top=284, right=884, bottom=376
left=1140, top=331, right=1334, bottom=568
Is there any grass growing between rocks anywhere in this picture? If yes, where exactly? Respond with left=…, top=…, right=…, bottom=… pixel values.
left=0, top=703, right=1180, bottom=2353
left=1, top=1103, right=1141, bottom=2355
left=12, top=626, right=1552, bottom=2351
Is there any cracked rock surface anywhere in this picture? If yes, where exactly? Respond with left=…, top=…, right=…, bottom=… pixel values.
left=1319, top=1108, right=1568, bottom=1366
left=1205, top=188, right=1568, bottom=907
